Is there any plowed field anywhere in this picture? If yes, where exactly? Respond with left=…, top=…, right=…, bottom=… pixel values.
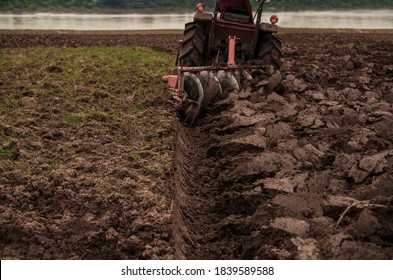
left=1, top=29, right=392, bottom=259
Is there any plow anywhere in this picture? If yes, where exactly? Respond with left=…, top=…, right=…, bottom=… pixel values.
left=163, top=0, right=282, bottom=125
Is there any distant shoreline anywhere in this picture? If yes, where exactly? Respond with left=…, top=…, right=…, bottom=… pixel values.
left=1, top=6, right=392, bottom=14
left=0, top=7, right=196, bottom=15
left=2, top=29, right=393, bottom=36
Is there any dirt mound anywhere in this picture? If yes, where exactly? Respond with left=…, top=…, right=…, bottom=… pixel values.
left=172, top=32, right=393, bottom=259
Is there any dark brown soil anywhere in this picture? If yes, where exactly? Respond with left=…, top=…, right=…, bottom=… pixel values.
left=1, top=29, right=393, bottom=259
left=0, top=31, right=177, bottom=260
left=0, top=30, right=180, bottom=54
left=173, top=31, right=393, bottom=259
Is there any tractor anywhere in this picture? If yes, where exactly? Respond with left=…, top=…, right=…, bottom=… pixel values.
left=163, top=0, right=282, bottom=124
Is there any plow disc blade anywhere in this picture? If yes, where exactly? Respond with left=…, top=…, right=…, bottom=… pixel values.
left=183, top=72, right=204, bottom=125
left=217, top=70, right=239, bottom=94
left=234, top=70, right=253, bottom=90
left=170, top=70, right=243, bottom=126
left=199, top=71, right=222, bottom=108
left=182, top=71, right=224, bottom=126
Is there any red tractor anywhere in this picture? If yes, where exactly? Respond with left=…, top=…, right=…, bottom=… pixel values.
left=164, top=0, right=282, bottom=124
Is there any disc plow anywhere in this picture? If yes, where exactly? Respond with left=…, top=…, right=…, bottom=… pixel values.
left=163, top=0, right=282, bottom=125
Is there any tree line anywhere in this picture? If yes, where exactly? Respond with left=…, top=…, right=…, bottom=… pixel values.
left=0, top=0, right=392, bottom=10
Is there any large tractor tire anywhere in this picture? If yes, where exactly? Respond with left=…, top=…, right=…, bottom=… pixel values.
left=257, top=34, right=283, bottom=69
left=178, top=22, right=207, bottom=67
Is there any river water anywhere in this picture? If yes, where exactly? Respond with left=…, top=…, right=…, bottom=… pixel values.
left=0, top=9, right=392, bottom=30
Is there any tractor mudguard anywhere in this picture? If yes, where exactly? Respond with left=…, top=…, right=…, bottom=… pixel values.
left=194, top=12, right=213, bottom=22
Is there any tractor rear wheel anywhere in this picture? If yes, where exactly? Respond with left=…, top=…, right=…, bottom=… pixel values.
left=258, top=34, right=283, bottom=69
left=178, top=22, right=207, bottom=67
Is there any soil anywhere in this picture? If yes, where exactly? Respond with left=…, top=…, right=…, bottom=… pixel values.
left=1, top=29, right=393, bottom=259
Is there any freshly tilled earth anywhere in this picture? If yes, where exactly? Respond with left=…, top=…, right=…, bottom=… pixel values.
left=174, top=31, right=393, bottom=259
left=1, top=29, right=393, bottom=259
